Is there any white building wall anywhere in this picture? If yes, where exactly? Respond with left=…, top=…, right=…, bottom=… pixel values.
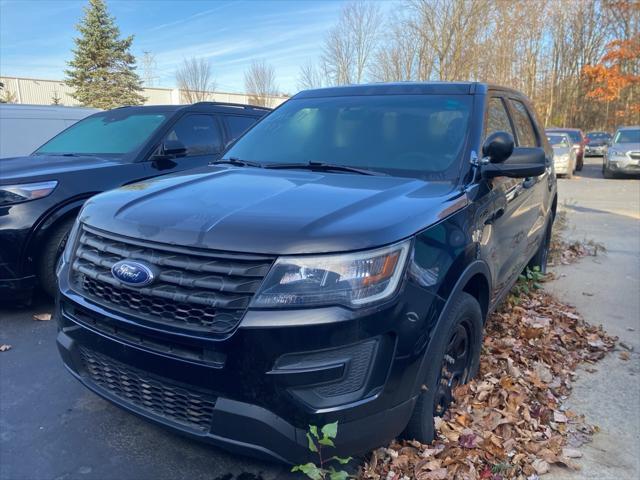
left=0, top=76, right=288, bottom=108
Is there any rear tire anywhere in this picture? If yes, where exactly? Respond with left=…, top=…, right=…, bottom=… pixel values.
left=529, top=215, right=553, bottom=274
left=38, top=217, right=75, bottom=298
left=403, top=292, right=483, bottom=443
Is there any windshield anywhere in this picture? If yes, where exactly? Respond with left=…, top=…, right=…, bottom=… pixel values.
left=587, top=132, right=610, bottom=141
left=35, top=111, right=167, bottom=155
left=613, top=129, right=640, bottom=144
left=547, top=134, right=569, bottom=146
left=223, top=94, right=472, bottom=180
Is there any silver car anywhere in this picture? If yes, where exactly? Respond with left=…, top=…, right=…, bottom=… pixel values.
left=547, top=132, right=576, bottom=178
left=603, top=126, right=640, bottom=178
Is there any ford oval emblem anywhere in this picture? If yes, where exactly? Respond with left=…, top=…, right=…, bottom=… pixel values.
left=111, top=260, right=155, bottom=287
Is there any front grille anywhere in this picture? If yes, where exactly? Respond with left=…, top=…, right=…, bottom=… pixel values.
left=70, top=225, right=274, bottom=334
left=80, top=347, right=216, bottom=431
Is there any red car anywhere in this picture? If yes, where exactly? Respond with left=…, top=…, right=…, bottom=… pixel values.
left=546, top=128, right=586, bottom=171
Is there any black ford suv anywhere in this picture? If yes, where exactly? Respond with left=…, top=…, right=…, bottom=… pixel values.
left=56, top=83, right=556, bottom=463
left=0, top=102, right=270, bottom=298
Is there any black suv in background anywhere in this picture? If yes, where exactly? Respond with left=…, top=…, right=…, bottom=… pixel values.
left=56, top=83, right=556, bottom=463
left=0, top=102, right=270, bottom=298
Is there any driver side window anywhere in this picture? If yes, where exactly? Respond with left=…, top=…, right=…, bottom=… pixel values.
left=164, top=114, right=223, bottom=156
left=485, top=97, right=514, bottom=140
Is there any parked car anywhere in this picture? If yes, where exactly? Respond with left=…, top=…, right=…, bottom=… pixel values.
left=0, top=102, right=270, bottom=298
left=0, top=104, right=99, bottom=159
left=546, top=132, right=577, bottom=178
left=546, top=128, right=585, bottom=171
left=55, top=82, right=556, bottom=464
left=603, top=126, right=640, bottom=178
left=585, top=131, right=611, bottom=157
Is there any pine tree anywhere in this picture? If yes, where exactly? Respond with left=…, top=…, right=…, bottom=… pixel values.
left=66, top=0, right=145, bottom=109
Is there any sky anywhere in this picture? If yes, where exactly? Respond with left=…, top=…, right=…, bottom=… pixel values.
left=0, top=0, right=394, bottom=94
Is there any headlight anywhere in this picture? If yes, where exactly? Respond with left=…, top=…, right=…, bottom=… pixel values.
left=251, top=240, right=411, bottom=308
left=0, top=181, right=58, bottom=206
left=608, top=149, right=626, bottom=159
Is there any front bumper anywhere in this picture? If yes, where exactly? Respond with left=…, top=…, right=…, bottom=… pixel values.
left=0, top=199, right=50, bottom=297
left=606, top=157, right=640, bottom=175
left=56, top=258, right=438, bottom=463
left=585, top=145, right=606, bottom=156
left=553, top=159, right=571, bottom=175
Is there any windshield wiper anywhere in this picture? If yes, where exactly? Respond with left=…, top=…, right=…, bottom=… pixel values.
left=210, top=157, right=264, bottom=168
left=264, top=161, right=387, bottom=176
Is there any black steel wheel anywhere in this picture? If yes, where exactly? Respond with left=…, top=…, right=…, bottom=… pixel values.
left=528, top=216, right=553, bottom=274
left=404, top=292, right=483, bottom=443
left=433, top=323, right=472, bottom=417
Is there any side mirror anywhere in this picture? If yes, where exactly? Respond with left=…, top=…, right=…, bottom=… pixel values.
left=162, top=140, right=187, bottom=157
left=482, top=131, right=515, bottom=163
left=482, top=147, right=546, bottom=179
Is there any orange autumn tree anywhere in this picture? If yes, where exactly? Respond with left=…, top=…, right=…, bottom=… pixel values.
left=582, top=34, right=640, bottom=129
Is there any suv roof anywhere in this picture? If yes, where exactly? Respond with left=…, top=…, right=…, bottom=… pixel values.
left=294, top=81, right=523, bottom=99
left=547, top=128, right=583, bottom=132
left=112, top=102, right=271, bottom=115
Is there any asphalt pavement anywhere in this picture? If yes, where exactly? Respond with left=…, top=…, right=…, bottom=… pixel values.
left=1, top=156, right=638, bottom=480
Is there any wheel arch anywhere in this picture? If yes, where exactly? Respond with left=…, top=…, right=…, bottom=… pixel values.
left=409, top=260, right=492, bottom=397
left=23, top=195, right=95, bottom=271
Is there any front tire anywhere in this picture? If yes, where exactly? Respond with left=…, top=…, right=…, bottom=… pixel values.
left=603, top=166, right=615, bottom=179
left=38, top=217, right=75, bottom=297
left=404, top=292, right=483, bottom=443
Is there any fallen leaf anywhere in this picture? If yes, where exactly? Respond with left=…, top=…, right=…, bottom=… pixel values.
left=360, top=287, right=615, bottom=480
left=33, top=313, right=52, bottom=321
left=532, top=459, right=550, bottom=475
left=0, top=344, right=11, bottom=352
left=619, top=341, right=633, bottom=352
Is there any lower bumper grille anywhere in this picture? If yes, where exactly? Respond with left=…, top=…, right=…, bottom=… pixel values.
left=80, top=347, right=216, bottom=431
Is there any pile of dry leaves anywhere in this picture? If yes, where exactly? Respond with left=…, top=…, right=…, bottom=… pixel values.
left=548, top=211, right=605, bottom=266
left=360, top=287, right=616, bottom=480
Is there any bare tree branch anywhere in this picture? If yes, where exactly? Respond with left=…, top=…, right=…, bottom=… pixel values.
left=321, top=0, right=382, bottom=85
left=244, top=59, right=279, bottom=107
left=175, top=57, right=215, bottom=104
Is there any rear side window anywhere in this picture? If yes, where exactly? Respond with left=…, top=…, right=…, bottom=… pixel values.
left=485, top=97, right=514, bottom=139
left=225, top=115, right=258, bottom=139
left=510, top=100, right=538, bottom=147
left=164, top=114, right=222, bottom=156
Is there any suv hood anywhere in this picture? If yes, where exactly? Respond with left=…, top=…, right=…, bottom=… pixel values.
left=0, top=154, right=122, bottom=184
left=80, top=167, right=467, bottom=255
left=611, top=142, right=640, bottom=152
left=552, top=146, right=571, bottom=156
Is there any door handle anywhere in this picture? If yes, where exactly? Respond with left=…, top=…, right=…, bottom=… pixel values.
left=484, top=208, right=505, bottom=225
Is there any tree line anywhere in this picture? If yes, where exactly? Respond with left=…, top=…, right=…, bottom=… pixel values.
left=299, top=0, right=639, bottom=131
left=59, top=0, right=638, bottom=130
